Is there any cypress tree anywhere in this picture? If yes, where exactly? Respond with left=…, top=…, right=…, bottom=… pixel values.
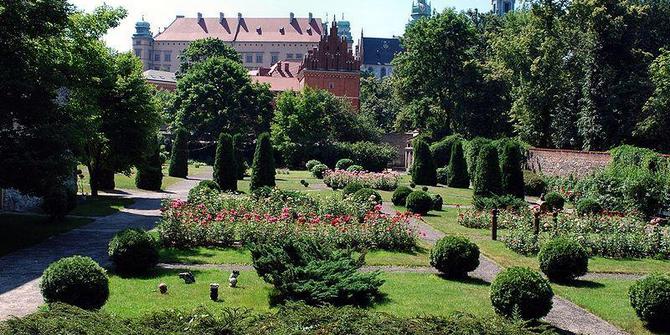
left=233, top=134, right=246, bottom=180
left=473, top=144, right=502, bottom=197
left=411, top=138, right=437, bottom=186
left=250, top=133, right=276, bottom=190
left=447, top=141, right=470, bottom=188
left=213, top=132, right=237, bottom=191
left=135, top=136, right=163, bottom=191
left=168, top=128, right=188, bottom=178
left=500, top=142, right=525, bottom=198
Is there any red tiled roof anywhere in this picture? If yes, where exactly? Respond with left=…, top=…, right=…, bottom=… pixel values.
left=155, top=17, right=323, bottom=43
left=252, top=76, right=300, bottom=92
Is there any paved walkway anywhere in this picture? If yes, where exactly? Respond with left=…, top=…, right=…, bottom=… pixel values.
left=0, top=174, right=208, bottom=320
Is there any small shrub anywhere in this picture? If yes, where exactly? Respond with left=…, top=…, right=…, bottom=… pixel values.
left=436, top=167, right=449, bottom=185
left=629, top=274, right=670, bottom=328
left=335, top=158, right=355, bottom=170
left=430, top=236, right=480, bottom=278
left=431, top=194, right=443, bottom=211
left=168, top=128, right=188, bottom=178
left=447, top=141, right=470, bottom=188
left=311, top=164, right=329, bottom=179
left=342, top=182, right=364, bottom=196
left=538, top=238, right=588, bottom=282
left=392, top=186, right=412, bottom=206
left=306, top=159, right=321, bottom=172
left=411, top=138, right=437, bottom=186
left=40, top=256, right=109, bottom=310
left=250, top=133, right=276, bottom=190
left=473, top=144, right=502, bottom=197
left=406, top=191, right=433, bottom=215
left=473, top=194, right=528, bottom=211
left=523, top=171, right=546, bottom=196
left=346, top=164, right=364, bottom=172
left=409, top=182, right=416, bottom=188
left=490, top=267, right=553, bottom=320
left=576, top=198, right=603, bottom=216
left=352, top=188, right=382, bottom=207
left=108, top=229, right=159, bottom=275
left=544, top=192, right=565, bottom=211
left=421, top=186, right=429, bottom=192
left=42, top=187, right=70, bottom=220
left=187, top=180, right=220, bottom=202
left=135, top=135, right=163, bottom=191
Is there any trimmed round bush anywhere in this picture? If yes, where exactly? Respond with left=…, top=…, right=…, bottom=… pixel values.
left=335, top=158, right=355, bottom=171
left=490, top=267, right=553, bottom=320
left=108, top=229, right=159, bottom=275
left=342, top=182, right=364, bottom=196
left=306, top=159, right=322, bottom=171
left=353, top=188, right=383, bottom=207
left=405, top=191, right=433, bottom=215
left=187, top=180, right=220, bottom=202
left=430, top=236, right=480, bottom=278
left=629, top=274, right=670, bottom=328
left=431, top=194, right=443, bottom=211
left=41, top=256, right=109, bottom=310
left=576, top=198, right=603, bottom=216
left=544, top=192, right=565, bottom=211
left=346, top=165, right=364, bottom=172
left=436, top=167, right=449, bottom=185
left=311, top=164, right=328, bottom=179
left=538, top=238, right=588, bottom=282
left=392, top=186, right=412, bottom=206
left=523, top=171, right=546, bottom=196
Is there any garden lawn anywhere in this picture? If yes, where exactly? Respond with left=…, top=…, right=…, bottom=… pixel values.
left=0, top=214, right=93, bottom=257
left=376, top=174, right=473, bottom=206
left=69, top=196, right=134, bottom=217
left=103, top=269, right=492, bottom=319
left=77, top=164, right=211, bottom=194
left=236, top=170, right=331, bottom=195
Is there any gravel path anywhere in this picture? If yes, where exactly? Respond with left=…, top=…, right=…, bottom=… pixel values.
left=0, top=173, right=209, bottom=321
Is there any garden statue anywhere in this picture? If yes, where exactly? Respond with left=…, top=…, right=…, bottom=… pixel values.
left=210, top=283, right=219, bottom=301
left=158, top=283, right=168, bottom=294
left=179, top=271, right=195, bottom=284
left=229, top=270, right=240, bottom=288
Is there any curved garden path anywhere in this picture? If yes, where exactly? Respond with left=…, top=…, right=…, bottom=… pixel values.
left=0, top=173, right=209, bottom=321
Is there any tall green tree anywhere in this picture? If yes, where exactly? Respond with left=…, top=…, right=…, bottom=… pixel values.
left=473, top=144, right=502, bottom=197
left=135, top=135, right=163, bottom=191
left=168, top=128, right=188, bottom=178
left=360, top=75, right=401, bottom=132
left=500, top=142, right=525, bottom=198
left=213, top=132, right=237, bottom=192
left=250, top=133, right=276, bottom=190
left=178, top=38, right=241, bottom=76
left=635, top=49, right=670, bottom=152
left=411, top=138, right=437, bottom=186
left=233, top=134, right=247, bottom=180
left=447, top=141, right=470, bottom=188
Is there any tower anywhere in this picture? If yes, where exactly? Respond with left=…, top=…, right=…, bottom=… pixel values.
left=410, top=0, right=432, bottom=22
left=492, top=0, right=515, bottom=15
left=132, top=17, right=154, bottom=71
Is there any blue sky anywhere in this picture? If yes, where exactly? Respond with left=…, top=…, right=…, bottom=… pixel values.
left=70, top=0, right=492, bottom=52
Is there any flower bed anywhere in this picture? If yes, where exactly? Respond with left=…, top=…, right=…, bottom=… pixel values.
left=158, top=189, right=418, bottom=251
left=323, top=169, right=400, bottom=191
left=457, top=208, right=529, bottom=229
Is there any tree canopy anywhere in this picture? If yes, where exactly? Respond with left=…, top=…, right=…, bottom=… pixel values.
left=178, top=38, right=242, bottom=76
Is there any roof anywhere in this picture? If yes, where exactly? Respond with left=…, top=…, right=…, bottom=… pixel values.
left=252, top=76, right=300, bottom=92
left=155, top=16, right=323, bottom=43
left=143, top=70, right=176, bottom=83
left=268, top=60, right=303, bottom=78
left=360, top=37, right=403, bottom=66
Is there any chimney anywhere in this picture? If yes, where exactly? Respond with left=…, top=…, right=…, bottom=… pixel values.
left=176, top=15, right=185, bottom=19
left=309, top=12, right=313, bottom=21
left=197, top=12, right=203, bottom=21
left=219, top=12, right=225, bottom=22
left=284, top=62, right=290, bottom=73
left=290, top=12, right=295, bottom=22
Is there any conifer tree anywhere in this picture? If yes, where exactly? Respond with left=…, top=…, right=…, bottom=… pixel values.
left=447, top=141, right=470, bottom=188
left=213, top=132, right=237, bottom=191
left=135, top=135, right=163, bottom=191
left=411, top=138, right=437, bottom=186
left=168, top=128, right=188, bottom=178
left=500, top=142, right=525, bottom=198
left=473, top=144, right=502, bottom=197
left=250, top=133, right=276, bottom=190
left=233, top=134, right=246, bottom=180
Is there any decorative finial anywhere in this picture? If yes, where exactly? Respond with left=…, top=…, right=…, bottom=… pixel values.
left=141, top=15, right=145, bottom=21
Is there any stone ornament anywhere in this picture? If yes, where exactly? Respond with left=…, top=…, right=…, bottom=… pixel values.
left=229, top=270, right=240, bottom=288
left=178, top=271, right=195, bottom=284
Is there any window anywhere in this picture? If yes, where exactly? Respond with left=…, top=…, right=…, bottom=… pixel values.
left=286, top=53, right=294, bottom=59
left=296, top=53, right=303, bottom=60
left=504, top=2, right=511, bottom=12
left=245, top=53, right=253, bottom=63
left=271, top=53, right=279, bottom=64
left=154, top=53, right=160, bottom=62
left=328, top=82, right=335, bottom=89
left=164, top=52, right=171, bottom=62
left=134, top=49, right=142, bottom=57
left=256, top=53, right=263, bottom=63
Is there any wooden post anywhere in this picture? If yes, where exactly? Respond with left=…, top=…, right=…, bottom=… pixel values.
left=491, top=208, right=498, bottom=241
left=553, top=210, right=559, bottom=226
left=533, top=211, right=540, bottom=236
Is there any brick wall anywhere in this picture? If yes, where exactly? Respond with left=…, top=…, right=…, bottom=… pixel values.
left=525, top=148, right=612, bottom=177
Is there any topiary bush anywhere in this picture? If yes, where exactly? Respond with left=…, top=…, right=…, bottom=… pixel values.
left=346, top=164, right=364, bottom=172
left=392, top=186, right=412, bottom=206
left=405, top=191, right=433, bottom=215
left=629, top=274, right=670, bottom=329
left=232, top=133, right=246, bottom=180
left=311, top=164, right=328, bottom=179
left=430, top=134, right=463, bottom=168
left=168, top=128, right=188, bottom=178
left=500, top=142, right=525, bottom=198
left=187, top=180, right=220, bottom=202
left=335, top=158, right=355, bottom=171
left=342, top=182, right=364, bottom=196
left=543, top=192, right=565, bottom=211
left=465, top=137, right=493, bottom=177
left=431, top=194, right=443, bottom=211
left=576, top=198, right=603, bottom=216
left=430, top=236, right=480, bottom=278
left=538, top=238, right=588, bottom=282
left=411, top=138, right=437, bottom=186
left=305, top=159, right=321, bottom=172
left=447, top=141, right=470, bottom=188
left=436, top=167, right=449, bottom=185
left=135, top=135, right=163, bottom=191
left=108, top=229, right=159, bottom=276
left=42, top=187, right=70, bottom=220
left=473, top=144, right=502, bottom=197
left=353, top=188, right=382, bottom=207
left=40, top=256, right=109, bottom=310
left=213, top=132, right=237, bottom=192
left=490, top=267, right=553, bottom=320
left=250, top=133, right=276, bottom=190
left=523, top=171, right=546, bottom=196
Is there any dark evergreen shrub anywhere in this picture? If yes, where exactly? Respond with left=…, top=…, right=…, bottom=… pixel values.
left=336, top=158, right=355, bottom=170
left=311, top=164, right=328, bottom=179
left=490, top=267, right=553, bottom=320
left=629, top=274, right=670, bottom=328
left=250, top=133, right=276, bottom=190
left=135, top=136, right=163, bottom=191
left=465, top=137, right=492, bottom=177
left=168, top=128, right=189, bottom=178
left=431, top=194, right=443, bottom=211
left=447, top=141, right=470, bottom=188
left=436, top=167, right=449, bottom=185
left=473, top=194, right=528, bottom=211
left=576, top=198, right=603, bottom=216
left=347, top=165, right=364, bottom=172
left=342, top=182, right=364, bottom=196
left=40, top=256, right=109, bottom=310
left=430, top=236, right=480, bottom=278
left=392, top=186, right=412, bottom=206
left=306, top=159, right=322, bottom=171
left=251, top=186, right=273, bottom=199
left=430, top=134, right=462, bottom=168
left=42, top=187, right=70, bottom=220
left=97, top=167, right=116, bottom=191
left=324, top=141, right=395, bottom=172
left=108, top=229, right=158, bottom=276
left=473, top=144, right=502, bottom=197
left=213, top=133, right=237, bottom=192
left=523, top=171, right=546, bottom=196
left=544, top=192, right=565, bottom=211
left=232, top=134, right=246, bottom=180
left=353, top=188, right=383, bottom=207
left=500, top=142, right=524, bottom=198
left=406, top=191, right=432, bottom=215
left=411, top=138, right=437, bottom=186
left=538, top=238, right=588, bottom=282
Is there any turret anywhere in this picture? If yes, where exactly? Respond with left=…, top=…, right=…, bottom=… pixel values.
left=132, top=17, right=154, bottom=70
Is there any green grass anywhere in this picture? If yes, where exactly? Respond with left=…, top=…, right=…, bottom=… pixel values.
left=77, top=164, right=212, bottom=194
left=103, top=269, right=492, bottom=319
left=69, top=196, right=135, bottom=217
left=0, top=214, right=93, bottom=257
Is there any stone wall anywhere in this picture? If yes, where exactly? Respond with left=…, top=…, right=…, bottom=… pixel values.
left=381, top=132, right=414, bottom=170
left=525, top=148, right=612, bottom=178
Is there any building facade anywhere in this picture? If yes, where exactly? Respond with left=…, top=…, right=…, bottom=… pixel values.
left=357, top=35, right=403, bottom=79
left=492, top=0, right=515, bottom=15
left=132, top=13, right=324, bottom=72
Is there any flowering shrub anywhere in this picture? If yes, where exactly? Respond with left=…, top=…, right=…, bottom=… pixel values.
left=457, top=208, right=529, bottom=229
left=323, top=169, right=400, bottom=191
left=157, top=199, right=235, bottom=249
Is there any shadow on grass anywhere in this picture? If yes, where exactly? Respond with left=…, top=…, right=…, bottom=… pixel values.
left=437, top=274, right=490, bottom=287
left=71, top=195, right=135, bottom=217
left=110, top=267, right=208, bottom=280
left=159, top=247, right=250, bottom=264
left=560, top=279, right=606, bottom=289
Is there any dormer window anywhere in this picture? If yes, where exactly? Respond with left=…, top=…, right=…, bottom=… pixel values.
left=256, top=26, right=262, bottom=34
left=279, top=27, right=285, bottom=35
